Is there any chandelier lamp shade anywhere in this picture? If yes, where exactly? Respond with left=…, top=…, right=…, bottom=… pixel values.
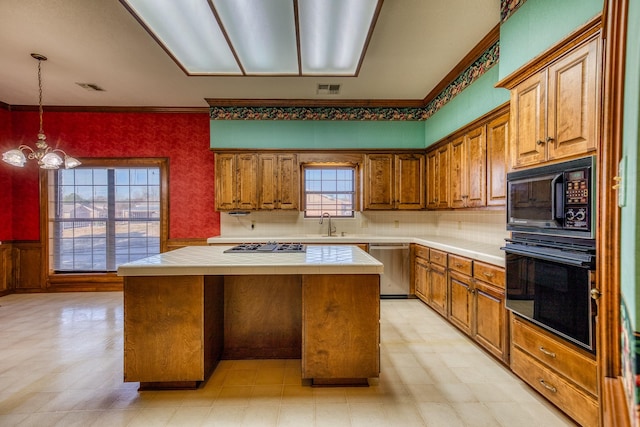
left=2, top=53, right=81, bottom=170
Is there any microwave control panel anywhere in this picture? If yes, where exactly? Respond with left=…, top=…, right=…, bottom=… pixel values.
left=564, top=169, right=590, bottom=230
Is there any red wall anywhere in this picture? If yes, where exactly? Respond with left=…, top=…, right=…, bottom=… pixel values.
left=0, top=108, right=13, bottom=241
left=1, top=110, right=220, bottom=241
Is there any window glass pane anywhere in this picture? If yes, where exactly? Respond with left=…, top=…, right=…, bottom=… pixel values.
left=304, top=167, right=355, bottom=218
left=49, top=166, right=161, bottom=273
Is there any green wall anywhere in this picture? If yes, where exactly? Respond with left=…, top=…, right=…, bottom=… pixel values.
left=621, top=0, right=640, bottom=328
left=424, top=66, right=510, bottom=147
left=499, top=0, right=603, bottom=80
left=210, top=120, right=425, bottom=150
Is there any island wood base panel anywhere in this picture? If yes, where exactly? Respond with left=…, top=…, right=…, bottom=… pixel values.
left=123, top=273, right=380, bottom=389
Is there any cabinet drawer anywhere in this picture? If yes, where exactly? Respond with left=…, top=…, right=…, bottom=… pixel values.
left=448, top=254, right=472, bottom=276
left=473, top=261, right=504, bottom=288
left=414, top=245, right=429, bottom=260
left=511, top=315, right=597, bottom=396
left=429, top=249, right=447, bottom=266
left=511, top=347, right=598, bottom=427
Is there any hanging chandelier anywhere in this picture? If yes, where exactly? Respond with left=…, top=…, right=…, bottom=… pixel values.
left=2, top=53, right=81, bottom=169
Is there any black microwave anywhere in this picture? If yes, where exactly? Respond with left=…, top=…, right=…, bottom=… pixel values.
left=506, top=156, right=595, bottom=239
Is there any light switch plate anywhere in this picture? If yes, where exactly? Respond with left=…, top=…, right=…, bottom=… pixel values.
left=618, top=155, right=627, bottom=208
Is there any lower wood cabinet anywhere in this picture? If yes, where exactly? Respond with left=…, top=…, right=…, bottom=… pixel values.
left=510, top=314, right=598, bottom=427
left=411, top=244, right=508, bottom=363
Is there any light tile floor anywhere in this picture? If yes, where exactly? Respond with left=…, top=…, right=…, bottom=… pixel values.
left=0, top=292, right=577, bottom=426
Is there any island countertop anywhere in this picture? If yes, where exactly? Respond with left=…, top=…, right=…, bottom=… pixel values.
left=117, top=244, right=383, bottom=276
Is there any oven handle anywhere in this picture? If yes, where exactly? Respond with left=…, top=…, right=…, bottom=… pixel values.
left=501, top=246, right=593, bottom=268
left=551, top=174, right=563, bottom=221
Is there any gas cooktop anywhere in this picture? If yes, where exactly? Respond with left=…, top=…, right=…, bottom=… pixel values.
left=223, top=242, right=306, bottom=253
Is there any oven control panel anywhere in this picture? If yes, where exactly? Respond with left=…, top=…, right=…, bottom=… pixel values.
left=564, top=169, right=590, bottom=230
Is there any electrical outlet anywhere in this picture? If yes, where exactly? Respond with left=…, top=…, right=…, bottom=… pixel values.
left=394, top=220, right=399, bottom=228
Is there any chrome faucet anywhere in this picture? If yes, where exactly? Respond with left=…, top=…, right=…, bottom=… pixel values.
left=319, top=212, right=336, bottom=237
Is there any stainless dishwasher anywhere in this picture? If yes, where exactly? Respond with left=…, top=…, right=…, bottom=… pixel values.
left=368, top=243, right=411, bottom=298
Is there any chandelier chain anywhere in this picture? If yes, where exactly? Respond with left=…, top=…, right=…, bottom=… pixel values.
left=38, top=58, right=44, bottom=135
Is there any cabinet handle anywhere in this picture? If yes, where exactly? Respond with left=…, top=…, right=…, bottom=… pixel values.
left=455, top=263, right=463, bottom=268
left=536, top=140, right=545, bottom=145
left=538, top=346, right=556, bottom=358
left=538, top=379, right=557, bottom=393
left=482, top=272, right=494, bottom=278
left=590, top=288, right=602, bottom=300
left=546, top=136, right=554, bottom=143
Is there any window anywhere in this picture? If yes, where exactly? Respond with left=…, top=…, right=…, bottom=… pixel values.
left=47, top=159, right=167, bottom=273
left=303, top=166, right=356, bottom=217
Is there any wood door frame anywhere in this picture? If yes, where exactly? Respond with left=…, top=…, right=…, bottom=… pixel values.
left=599, top=0, right=628, bottom=425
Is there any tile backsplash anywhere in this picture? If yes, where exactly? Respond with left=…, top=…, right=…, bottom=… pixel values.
left=219, top=209, right=508, bottom=247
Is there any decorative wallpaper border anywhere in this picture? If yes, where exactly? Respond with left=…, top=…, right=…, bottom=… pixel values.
left=210, top=40, right=500, bottom=121
left=621, top=298, right=640, bottom=427
left=500, top=0, right=527, bottom=23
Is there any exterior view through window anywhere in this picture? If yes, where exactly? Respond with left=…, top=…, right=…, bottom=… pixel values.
left=48, top=167, right=161, bottom=272
left=304, top=166, right=355, bottom=217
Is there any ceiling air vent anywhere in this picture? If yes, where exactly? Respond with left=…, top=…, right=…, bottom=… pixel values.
left=316, top=84, right=341, bottom=95
left=75, top=82, right=105, bottom=92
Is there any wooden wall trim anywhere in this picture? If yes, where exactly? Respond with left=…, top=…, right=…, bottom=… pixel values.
left=599, top=0, right=627, bottom=425
left=496, top=14, right=603, bottom=89
left=205, top=98, right=425, bottom=108
left=603, top=377, right=632, bottom=427
left=9, top=105, right=210, bottom=114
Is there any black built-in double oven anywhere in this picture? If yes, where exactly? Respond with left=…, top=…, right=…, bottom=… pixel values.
left=501, top=156, right=597, bottom=353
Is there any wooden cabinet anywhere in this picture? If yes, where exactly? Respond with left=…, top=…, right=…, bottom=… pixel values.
left=258, top=154, right=299, bottom=210
left=486, top=113, right=509, bottom=206
left=0, top=244, right=13, bottom=295
left=216, top=153, right=298, bottom=211
left=364, top=153, right=425, bottom=210
left=427, top=108, right=508, bottom=210
left=450, top=125, right=486, bottom=208
left=508, top=37, right=600, bottom=169
left=215, top=153, right=258, bottom=211
left=426, top=144, right=449, bottom=209
left=511, top=314, right=598, bottom=427
left=411, top=245, right=446, bottom=316
left=447, top=256, right=508, bottom=362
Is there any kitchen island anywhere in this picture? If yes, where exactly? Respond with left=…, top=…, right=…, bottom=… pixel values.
left=117, top=245, right=383, bottom=389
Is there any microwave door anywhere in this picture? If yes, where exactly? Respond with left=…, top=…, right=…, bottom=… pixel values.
left=507, top=174, right=561, bottom=230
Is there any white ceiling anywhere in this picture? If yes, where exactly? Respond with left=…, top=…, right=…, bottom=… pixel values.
left=0, top=0, right=500, bottom=108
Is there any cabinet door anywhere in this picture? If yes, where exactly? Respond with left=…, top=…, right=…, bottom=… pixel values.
left=466, top=126, right=486, bottom=207
left=236, top=154, right=258, bottom=210
left=511, top=70, right=547, bottom=168
left=435, top=144, right=450, bottom=208
left=426, top=150, right=438, bottom=209
left=486, top=113, right=509, bottom=206
left=448, top=271, right=472, bottom=335
left=474, top=280, right=506, bottom=361
left=428, top=263, right=447, bottom=316
left=547, top=38, right=599, bottom=161
left=277, top=154, right=299, bottom=210
left=396, top=154, right=425, bottom=209
left=258, top=154, right=278, bottom=210
left=414, top=257, right=429, bottom=302
left=215, top=153, right=237, bottom=210
left=449, top=136, right=466, bottom=208
left=364, top=154, right=395, bottom=210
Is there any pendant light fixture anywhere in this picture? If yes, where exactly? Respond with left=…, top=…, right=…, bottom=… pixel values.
left=2, top=53, right=81, bottom=169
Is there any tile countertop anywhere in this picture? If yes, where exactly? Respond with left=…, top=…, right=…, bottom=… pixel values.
left=117, top=245, right=383, bottom=277
left=206, top=235, right=505, bottom=268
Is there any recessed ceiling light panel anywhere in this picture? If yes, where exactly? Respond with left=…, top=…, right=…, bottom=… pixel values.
left=122, top=0, right=242, bottom=74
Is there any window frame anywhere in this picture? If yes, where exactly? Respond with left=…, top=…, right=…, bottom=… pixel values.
left=41, top=158, right=169, bottom=287
left=301, top=162, right=359, bottom=218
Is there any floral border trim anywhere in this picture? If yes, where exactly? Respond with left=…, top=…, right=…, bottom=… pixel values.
left=210, top=40, right=499, bottom=121
left=501, top=0, right=527, bottom=23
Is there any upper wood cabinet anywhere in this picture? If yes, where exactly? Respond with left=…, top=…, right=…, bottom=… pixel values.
left=486, top=113, right=509, bottom=206
left=215, top=153, right=258, bottom=211
left=258, top=154, right=299, bottom=210
left=450, top=125, right=486, bottom=208
left=426, top=144, right=450, bottom=209
left=508, top=37, right=600, bottom=169
left=216, top=153, right=299, bottom=211
left=364, top=153, right=425, bottom=210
